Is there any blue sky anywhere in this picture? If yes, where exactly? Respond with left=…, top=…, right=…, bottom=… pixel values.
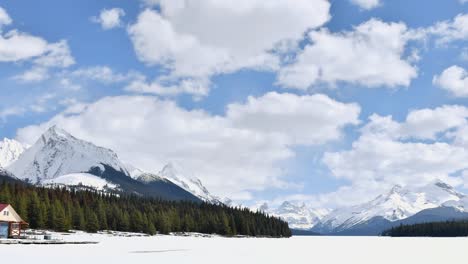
left=1, top=0, right=468, bottom=207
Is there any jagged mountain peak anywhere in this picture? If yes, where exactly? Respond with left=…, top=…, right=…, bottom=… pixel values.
left=7, top=126, right=129, bottom=183
left=314, top=181, right=465, bottom=234
left=160, top=162, right=186, bottom=179
left=256, top=201, right=329, bottom=230
left=0, top=137, right=27, bottom=167
left=157, top=161, right=221, bottom=204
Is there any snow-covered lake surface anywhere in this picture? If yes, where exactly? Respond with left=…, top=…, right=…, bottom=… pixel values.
left=1, top=232, right=467, bottom=264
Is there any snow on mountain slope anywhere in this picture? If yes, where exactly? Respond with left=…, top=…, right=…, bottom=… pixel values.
left=257, top=201, right=329, bottom=230
left=442, top=196, right=468, bottom=212
left=0, top=138, right=27, bottom=167
left=156, top=162, right=222, bottom=204
left=42, top=173, right=118, bottom=191
left=316, top=181, right=465, bottom=233
left=7, top=126, right=129, bottom=183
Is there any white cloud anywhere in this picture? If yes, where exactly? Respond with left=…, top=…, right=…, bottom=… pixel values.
left=226, top=92, right=361, bottom=145
left=350, top=0, right=381, bottom=10
left=0, top=6, right=12, bottom=29
left=0, top=93, right=58, bottom=120
left=277, top=19, right=417, bottom=90
left=59, top=78, right=81, bottom=91
left=362, top=106, right=468, bottom=140
left=93, top=8, right=125, bottom=30
left=323, top=134, right=468, bottom=187
left=127, top=1, right=331, bottom=94
left=71, top=66, right=133, bottom=83
left=0, top=6, right=74, bottom=79
left=322, top=105, right=468, bottom=205
left=433, top=66, right=468, bottom=97
left=12, top=67, right=49, bottom=83
left=0, top=106, right=26, bottom=121
left=0, top=30, right=48, bottom=62
left=125, top=77, right=210, bottom=98
left=34, top=40, right=75, bottom=68
left=425, top=13, right=468, bottom=45
left=16, top=93, right=359, bottom=199
left=11, top=41, right=74, bottom=82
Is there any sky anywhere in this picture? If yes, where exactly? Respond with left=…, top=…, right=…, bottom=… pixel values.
left=0, top=0, right=467, bottom=209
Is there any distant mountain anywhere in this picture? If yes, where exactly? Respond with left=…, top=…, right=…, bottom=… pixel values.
left=3, top=126, right=202, bottom=202
left=0, top=138, right=26, bottom=168
left=257, top=201, right=329, bottom=230
left=156, top=162, right=222, bottom=204
left=312, top=182, right=466, bottom=235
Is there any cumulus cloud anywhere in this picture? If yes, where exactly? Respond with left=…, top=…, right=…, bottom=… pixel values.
left=92, top=8, right=125, bottom=30
left=433, top=66, right=468, bottom=97
left=277, top=19, right=418, bottom=90
left=350, top=0, right=381, bottom=10
left=226, top=92, right=361, bottom=145
left=0, top=30, right=49, bottom=62
left=424, top=13, right=468, bottom=45
left=127, top=0, right=331, bottom=95
left=362, top=105, right=468, bottom=140
left=322, top=105, right=468, bottom=204
left=15, top=93, right=360, bottom=199
left=11, top=41, right=74, bottom=83
left=0, top=6, right=74, bottom=84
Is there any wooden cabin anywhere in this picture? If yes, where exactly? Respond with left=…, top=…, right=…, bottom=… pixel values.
left=0, top=204, right=28, bottom=239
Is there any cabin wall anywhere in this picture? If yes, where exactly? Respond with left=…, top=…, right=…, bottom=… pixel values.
left=0, top=205, right=24, bottom=222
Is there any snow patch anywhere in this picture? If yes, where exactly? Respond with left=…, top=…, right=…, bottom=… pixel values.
left=41, top=173, right=118, bottom=190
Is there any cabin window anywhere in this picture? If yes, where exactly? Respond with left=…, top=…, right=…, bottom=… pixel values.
left=3, top=211, right=8, bottom=216
left=11, top=223, right=19, bottom=229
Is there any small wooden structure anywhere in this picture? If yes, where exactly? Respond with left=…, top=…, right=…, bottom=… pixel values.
left=0, top=204, right=28, bottom=239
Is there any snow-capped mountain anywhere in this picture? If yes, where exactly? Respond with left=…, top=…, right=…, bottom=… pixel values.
left=1, top=126, right=217, bottom=203
left=257, top=201, right=329, bottom=230
left=136, top=162, right=222, bottom=204
left=1, top=126, right=202, bottom=202
left=313, top=181, right=465, bottom=234
left=0, top=138, right=27, bottom=168
left=7, top=126, right=130, bottom=183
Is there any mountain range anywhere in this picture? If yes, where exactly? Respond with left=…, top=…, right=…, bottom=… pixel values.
left=264, top=181, right=468, bottom=236
left=0, top=126, right=219, bottom=203
left=2, top=126, right=468, bottom=235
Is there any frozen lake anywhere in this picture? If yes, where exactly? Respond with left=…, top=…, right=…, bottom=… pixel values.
left=1, top=233, right=467, bottom=264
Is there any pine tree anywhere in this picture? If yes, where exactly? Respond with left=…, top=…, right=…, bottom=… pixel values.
left=0, top=180, right=291, bottom=237
left=86, top=210, right=99, bottom=233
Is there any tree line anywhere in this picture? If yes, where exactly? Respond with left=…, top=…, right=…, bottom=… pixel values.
left=0, top=181, right=291, bottom=237
left=382, top=221, right=468, bottom=237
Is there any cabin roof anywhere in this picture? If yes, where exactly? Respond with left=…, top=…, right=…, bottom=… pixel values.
left=0, top=203, right=8, bottom=212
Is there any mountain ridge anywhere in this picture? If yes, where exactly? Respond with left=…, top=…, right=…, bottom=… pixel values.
left=2, top=126, right=205, bottom=202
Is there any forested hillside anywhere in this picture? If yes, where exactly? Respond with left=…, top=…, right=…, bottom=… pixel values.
left=0, top=181, right=291, bottom=237
left=382, top=221, right=468, bottom=237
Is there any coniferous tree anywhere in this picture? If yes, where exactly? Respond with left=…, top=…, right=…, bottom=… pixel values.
left=0, top=180, right=291, bottom=237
